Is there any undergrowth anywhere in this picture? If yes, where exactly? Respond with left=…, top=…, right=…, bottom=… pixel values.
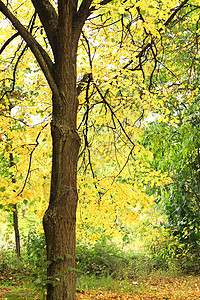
left=0, top=229, right=199, bottom=300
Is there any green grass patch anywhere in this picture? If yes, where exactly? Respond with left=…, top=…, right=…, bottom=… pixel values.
left=76, top=274, right=145, bottom=295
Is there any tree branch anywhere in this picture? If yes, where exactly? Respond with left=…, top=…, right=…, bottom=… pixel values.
left=0, top=1, right=59, bottom=97
left=94, top=83, right=135, bottom=147
left=0, top=11, right=36, bottom=55
left=78, top=0, right=93, bottom=15
left=164, top=0, right=190, bottom=27
left=0, top=44, right=27, bottom=102
left=90, top=0, right=114, bottom=12
left=31, top=0, right=58, bottom=58
left=73, top=0, right=93, bottom=42
left=77, top=73, right=92, bottom=96
left=136, top=0, right=190, bottom=58
left=16, top=123, right=48, bottom=197
left=74, top=0, right=113, bottom=41
left=0, top=32, right=19, bottom=55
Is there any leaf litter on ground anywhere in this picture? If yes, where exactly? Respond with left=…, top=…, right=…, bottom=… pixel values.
left=0, top=275, right=199, bottom=299
left=77, top=275, right=200, bottom=299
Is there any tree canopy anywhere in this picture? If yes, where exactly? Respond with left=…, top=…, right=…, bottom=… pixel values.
left=0, top=0, right=199, bottom=299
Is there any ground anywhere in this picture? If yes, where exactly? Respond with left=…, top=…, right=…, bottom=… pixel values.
left=0, top=275, right=199, bottom=299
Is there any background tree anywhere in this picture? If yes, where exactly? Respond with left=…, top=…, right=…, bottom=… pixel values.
left=142, top=3, right=200, bottom=271
left=0, top=64, right=51, bottom=257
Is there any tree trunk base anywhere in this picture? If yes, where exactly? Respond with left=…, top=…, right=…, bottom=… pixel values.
left=43, top=203, right=77, bottom=300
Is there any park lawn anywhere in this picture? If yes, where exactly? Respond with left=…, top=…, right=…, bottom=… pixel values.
left=0, top=275, right=199, bottom=299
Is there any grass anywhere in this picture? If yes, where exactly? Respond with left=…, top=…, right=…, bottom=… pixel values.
left=0, top=283, right=42, bottom=300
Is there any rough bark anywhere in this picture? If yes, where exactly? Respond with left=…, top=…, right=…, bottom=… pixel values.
left=43, top=2, right=82, bottom=298
left=43, top=65, right=81, bottom=299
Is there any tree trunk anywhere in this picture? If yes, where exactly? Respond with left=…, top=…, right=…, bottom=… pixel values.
left=13, top=203, right=20, bottom=258
left=43, top=46, right=81, bottom=299
left=0, top=1, right=89, bottom=298
left=196, top=148, right=200, bottom=210
left=43, top=120, right=80, bottom=299
left=10, top=153, right=21, bottom=258
left=42, top=1, right=83, bottom=297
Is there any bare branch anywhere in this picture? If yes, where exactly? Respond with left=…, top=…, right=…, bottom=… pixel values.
left=82, top=31, right=94, bottom=69
left=115, top=146, right=135, bottom=179
left=74, top=0, right=113, bottom=41
left=16, top=123, right=48, bottom=197
left=0, top=32, right=19, bottom=54
left=164, top=0, right=190, bottom=27
left=94, top=83, right=135, bottom=147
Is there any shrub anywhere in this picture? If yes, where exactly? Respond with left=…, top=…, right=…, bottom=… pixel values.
left=76, top=240, right=130, bottom=278
left=21, top=229, right=46, bottom=269
left=144, top=225, right=200, bottom=274
left=0, top=248, right=32, bottom=284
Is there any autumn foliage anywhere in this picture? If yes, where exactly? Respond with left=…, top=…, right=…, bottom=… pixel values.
left=0, top=0, right=200, bottom=299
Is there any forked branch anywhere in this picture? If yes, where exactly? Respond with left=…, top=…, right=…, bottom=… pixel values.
left=16, top=123, right=49, bottom=197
